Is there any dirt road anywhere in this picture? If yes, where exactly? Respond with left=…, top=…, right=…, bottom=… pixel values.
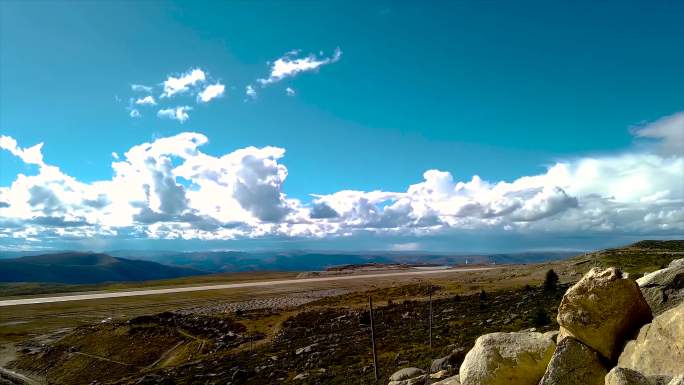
left=0, top=267, right=495, bottom=307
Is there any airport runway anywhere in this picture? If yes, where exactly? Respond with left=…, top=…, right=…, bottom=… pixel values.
left=0, top=267, right=495, bottom=307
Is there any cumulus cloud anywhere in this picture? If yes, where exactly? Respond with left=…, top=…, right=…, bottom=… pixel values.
left=161, top=68, right=206, bottom=98
left=129, top=109, right=141, bottom=118
left=135, top=96, right=156, bottom=106
left=285, top=87, right=296, bottom=96
left=257, top=47, right=342, bottom=86
left=157, top=106, right=192, bottom=123
left=1, top=110, right=683, bottom=244
left=197, top=83, right=225, bottom=103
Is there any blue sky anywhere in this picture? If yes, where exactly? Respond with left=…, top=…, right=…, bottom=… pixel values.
left=1, top=1, right=683, bottom=252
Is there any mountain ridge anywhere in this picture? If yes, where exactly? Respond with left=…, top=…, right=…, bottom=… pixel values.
left=0, top=252, right=206, bottom=284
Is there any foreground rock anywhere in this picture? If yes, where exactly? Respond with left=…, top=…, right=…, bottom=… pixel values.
left=618, top=303, right=684, bottom=376
left=433, top=375, right=461, bottom=385
left=458, top=331, right=554, bottom=385
left=605, top=367, right=673, bottom=385
left=431, top=350, right=463, bottom=374
left=556, top=267, right=652, bottom=360
left=388, top=367, right=426, bottom=385
left=538, top=337, right=608, bottom=385
left=637, top=259, right=684, bottom=315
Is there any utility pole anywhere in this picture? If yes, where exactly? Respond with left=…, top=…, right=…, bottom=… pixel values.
left=369, top=296, right=379, bottom=383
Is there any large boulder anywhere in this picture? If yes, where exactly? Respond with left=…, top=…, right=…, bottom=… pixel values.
left=556, top=267, right=652, bottom=360
left=458, top=331, right=554, bottom=385
left=538, top=337, right=608, bottom=385
left=388, top=367, right=426, bottom=385
left=618, top=303, right=684, bottom=376
left=637, top=259, right=684, bottom=315
left=605, top=367, right=673, bottom=385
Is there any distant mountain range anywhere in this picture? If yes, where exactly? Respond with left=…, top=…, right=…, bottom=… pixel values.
left=0, top=249, right=582, bottom=284
left=104, top=249, right=579, bottom=273
left=0, top=252, right=205, bottom=284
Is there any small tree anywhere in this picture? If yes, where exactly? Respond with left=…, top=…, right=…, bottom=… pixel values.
left=531, top=307, right=551, bottom=327
left=543, top=269, right=559, bottom=292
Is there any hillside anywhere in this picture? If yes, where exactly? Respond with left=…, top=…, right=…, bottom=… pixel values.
left=0, top=252, right=206, bottom=284
left=569, top=239, right=684, bottom=276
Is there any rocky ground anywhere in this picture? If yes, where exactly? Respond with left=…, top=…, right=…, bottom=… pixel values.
left=4, top=240, right=683, bottom=385
left=391, top=257, right=684, bottom=385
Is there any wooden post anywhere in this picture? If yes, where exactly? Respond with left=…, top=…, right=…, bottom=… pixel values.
left=369, top=296, right=379, bottom=383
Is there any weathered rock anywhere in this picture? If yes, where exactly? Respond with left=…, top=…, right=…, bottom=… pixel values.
left=295, top=343, right=317, bottom=355
left=538, top=337, right=608, bottom=385
left=388, top=367, right=426, bottom=385
left=618, top=303, right=684, bottom=376
left=556, top=267, right=652, bottom=360
left=543, top=329, right=560, bottom=343
left=431, top=370, right=449, bottom=379
left=605, top=367, right=651, bottom=385
left=432, top=374, right=461, bottom=385
left=637, top=259, right=684, bottom=315
left=431, top=353, right=457, bottom=373
left=668, top=376, right=684, bottom=385
left=604, top=367, right=673, bottom=385
left=458, top=331, right=555, bottom=385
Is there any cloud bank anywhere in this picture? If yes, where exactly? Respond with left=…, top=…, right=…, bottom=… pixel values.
left=1, top=111, right=682, bottom=247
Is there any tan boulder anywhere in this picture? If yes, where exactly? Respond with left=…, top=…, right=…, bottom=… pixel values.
left=618, top=303, right=684, bottom=376
left=605, top=367, right=673, bottom=385
left=458, top=331, right=554, bottom=385
left=538, top=337, right=608, bottom=385
left=556, top=267, right=652, bottom=360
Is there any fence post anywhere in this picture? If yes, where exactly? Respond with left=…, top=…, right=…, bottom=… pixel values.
left=369, top=296, right=379, bottom=383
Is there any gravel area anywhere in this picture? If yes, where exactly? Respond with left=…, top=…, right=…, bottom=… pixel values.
left=178, top=289, right=351, bottom=315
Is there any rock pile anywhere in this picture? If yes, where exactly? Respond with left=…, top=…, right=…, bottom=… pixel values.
left=389, top=260, right=684, bottom=385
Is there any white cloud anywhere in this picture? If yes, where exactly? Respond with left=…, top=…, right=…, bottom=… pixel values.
left=257, top=47, right=342, bottom=86
left=0, top=136, right=45, bottom=166
left=129, top=109, right=141, bottom=118
left=245, top=85, right=257, bottom=100
left=197, top=83, right=225, bottom=103
left=161, top=68, right=206, bottom=98
left=285, top=87, right=296, bottom=96
left=632, top=111, right=684, bottom=155
left=131, top=84, right=153, bottom=93
left=135, top=96, right=156, bottom=106
left=157, top=106, right=192, bottom=123
left=1, top=110, right=682, bottom=243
